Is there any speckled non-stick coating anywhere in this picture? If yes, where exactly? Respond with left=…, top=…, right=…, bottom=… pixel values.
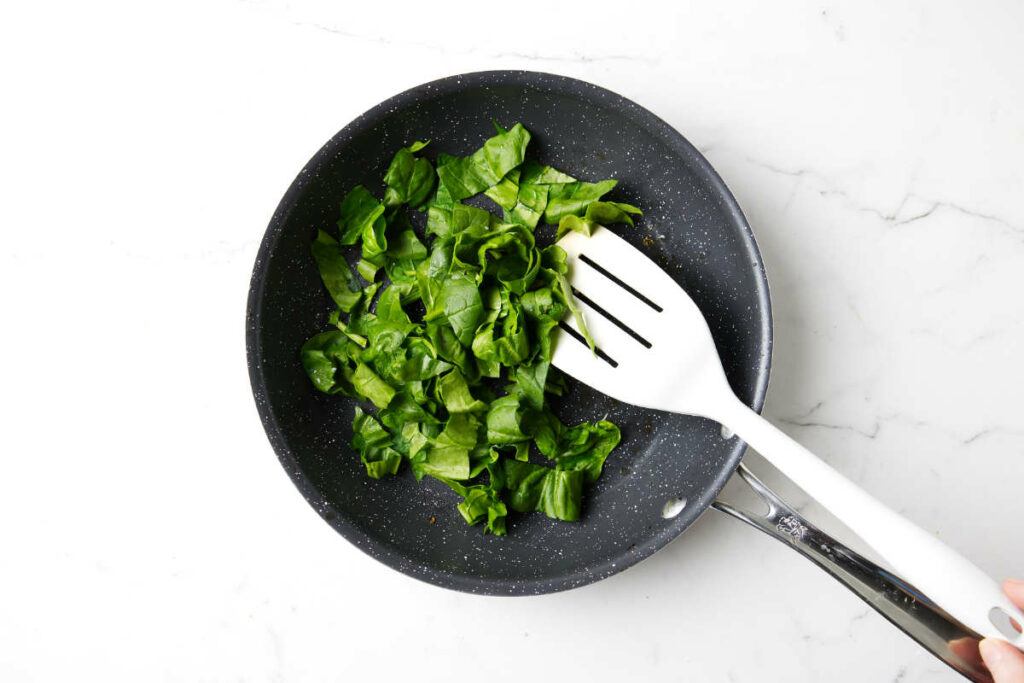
left=246, top=71, right=772, bottom=595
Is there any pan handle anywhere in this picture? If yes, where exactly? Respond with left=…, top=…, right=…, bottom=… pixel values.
left=714, top=464, right=992, bottom=682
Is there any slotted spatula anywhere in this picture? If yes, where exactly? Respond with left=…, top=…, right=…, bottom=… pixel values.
left=552, top=226, right=1024, bottom=656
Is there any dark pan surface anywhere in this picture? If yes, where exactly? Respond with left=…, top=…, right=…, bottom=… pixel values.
left=246, top=71, right=772, bottom=594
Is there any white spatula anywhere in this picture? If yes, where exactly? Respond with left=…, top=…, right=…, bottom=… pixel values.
left=552, top=225, right=1024, bottom=650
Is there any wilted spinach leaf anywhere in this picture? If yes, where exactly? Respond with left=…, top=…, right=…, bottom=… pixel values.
left=300, top=122, right=641, bottom=535
left=383, top=141, right=435, bottom=209
left=437, top=124, right=531, bottom=200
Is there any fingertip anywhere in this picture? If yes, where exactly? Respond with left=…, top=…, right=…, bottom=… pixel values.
left=981, top=638, right=1024, bottom=680
left=1004, top=579, right=1024, bottom=607
left=980, top=638, right=1004, bottom=667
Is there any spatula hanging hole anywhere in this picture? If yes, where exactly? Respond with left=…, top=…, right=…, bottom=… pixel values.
left=578, top=253, right=663, bottom=312
left=989, top=606, right=1024, bottom=639
left=662, top=496, right=687, bottom=519
left=557, top=321, right=618, bottom=367
left=572, top=287, right=652, bottom=348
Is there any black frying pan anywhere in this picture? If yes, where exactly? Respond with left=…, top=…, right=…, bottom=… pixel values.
left=246, top=70, right=772, bottom=594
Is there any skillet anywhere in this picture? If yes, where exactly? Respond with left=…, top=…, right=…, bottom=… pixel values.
left=246, top=70, right=772, bottom=594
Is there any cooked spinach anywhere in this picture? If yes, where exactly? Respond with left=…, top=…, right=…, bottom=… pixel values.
left=302, top=123, right=640, bottom=534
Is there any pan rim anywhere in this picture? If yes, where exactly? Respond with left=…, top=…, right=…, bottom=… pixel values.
left=245, top=70, right=773, bottom=595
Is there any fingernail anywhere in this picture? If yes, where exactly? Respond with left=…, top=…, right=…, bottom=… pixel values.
left=1006, top=578, right=1024, bottom=589
left=980, top=639, right=1004, bottom=667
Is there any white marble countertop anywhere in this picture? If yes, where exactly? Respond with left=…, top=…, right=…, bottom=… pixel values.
left=3, top=1, right=1023, bottom=681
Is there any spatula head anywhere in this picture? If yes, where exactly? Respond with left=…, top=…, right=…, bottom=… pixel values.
left=552, top=226, right=733, bottom=418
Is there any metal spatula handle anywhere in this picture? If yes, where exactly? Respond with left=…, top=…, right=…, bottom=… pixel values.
left=715, top=464, right=994, bottom=682
left=715, top=394, right=1024, bottom=649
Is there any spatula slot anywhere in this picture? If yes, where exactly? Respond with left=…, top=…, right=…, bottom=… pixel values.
left=557, top=321, right=619, bottom=367
left=572, top=287, right=653, bottom=349
left=577, top=253, right=663, bottom=312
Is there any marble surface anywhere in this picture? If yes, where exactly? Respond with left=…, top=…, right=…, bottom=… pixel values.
left=2, top=1, right=1022, bottom=680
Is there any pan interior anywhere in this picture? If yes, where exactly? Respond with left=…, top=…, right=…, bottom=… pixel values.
left=247, top=71, right=771, bottom=594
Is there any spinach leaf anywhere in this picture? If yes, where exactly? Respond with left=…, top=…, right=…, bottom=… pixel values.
left=383, top=141, right=435, bottom=209
left=427, top=200, right=493, bottom=239
left=300, top=331, right=357, bottom=395
left=302, top=124, right=637, bottom=535
left=389, top=337, right=452, bottom=381
left=538, top=469, right=584, bottom=521
left=503, top=460, right=584, bottom=521
left=414, top=446, right=470, bottom=481
left=500, top=160, right=575, bottom=229
left=510, top=360, right=549, bottom=411
left=328, top=309, right=368, bottom=347
left=557, top=200, right=642, bottom=238
left=386, top=226, right=428, bottom=261
left=439, top=275, right=484, bottom=346
left=352, top=363, right=396, bottom=408
left=310, top=229, right=363, bottom=311
left=471, top=294, right=529, bottom=368
left=379, top=391, right=438, bottom=433
left=544, top=179, right=619, bottom=224
left=553, top=420, right=621, bottom=482
left=541, top=245, right=595, bottom=353
left=352, top=408, right=402, bottom=478
left=338, top=185, right=386, bottom=245
left=520, top=160, right=576, bottom=186
left=437, top=124, right=531, bottom=200
left=455, top=485, right=508, bottom=535
left=437, top=369, right=488, bottom=414
left=486, top=394, right=530, bottom=444
left=484, top=169, right=520, bottom=210
left=507, top=184, right=548, bottom=229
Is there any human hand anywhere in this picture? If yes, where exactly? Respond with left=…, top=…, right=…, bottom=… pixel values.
left=980, top=580, right=1024, bottom=682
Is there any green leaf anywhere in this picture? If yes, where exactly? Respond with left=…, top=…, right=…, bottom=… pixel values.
left=427, top=200, right=493, bottom=239
left=437, top=369, right=487, bottom=414
left=553, top=420, right=621, bottom=482
left=300, top=331, right=357, bottom=395
left=437, top=123, right=531, bottom=200
left=378, top=391, right=438, bottom=433
left=352, top=407, right=402, bottom=478
left=556, top=200, right=642, bottom=238
left=527, top=416, right=620, bottom=483
left=415, top=446, right=470, bottom=480
left=389, top=337, right=452, bottom=381
left=352, top=363, right=396, bottom=408
left=539, top=469, right=584, bottom=521
left=520, top=160, right=576, bottom=186
left=328, top=310, right=368, bottom=347
left=439, top=275, right=484, bottom=347
left=426, top=322, right=474, bottom=380
left=502, top=460, right=584, bottom=521
left=302, top=127, right=635, bottom=535
left=360, top=211, right=389, bottom=264
left=383, top=142, right=435, bottom=209
left=375, top=285, right=411, bottom=324
left=310, top=229, right=363, bottom=311
left=386, top=227, right=429, bottom=261
left=553, top=264, right=595, bottom=354
left=484, top=169, right=520, bottom=210
left=508, top=184, right=548, bottom=229
left=357, top=257, right=382, bottom=282
left=438, top=413, right=481, bottom=448
left=472, top=294, right=529, bottom=368
left=543, top=179, right=619, bottom=224
left=511, top=360, right=549, bottom=410
left=486, top=395, right=530, bottom=444
left=455, top=486, right=507, bottom=535
left=338, top=186, right=386, bottom=245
